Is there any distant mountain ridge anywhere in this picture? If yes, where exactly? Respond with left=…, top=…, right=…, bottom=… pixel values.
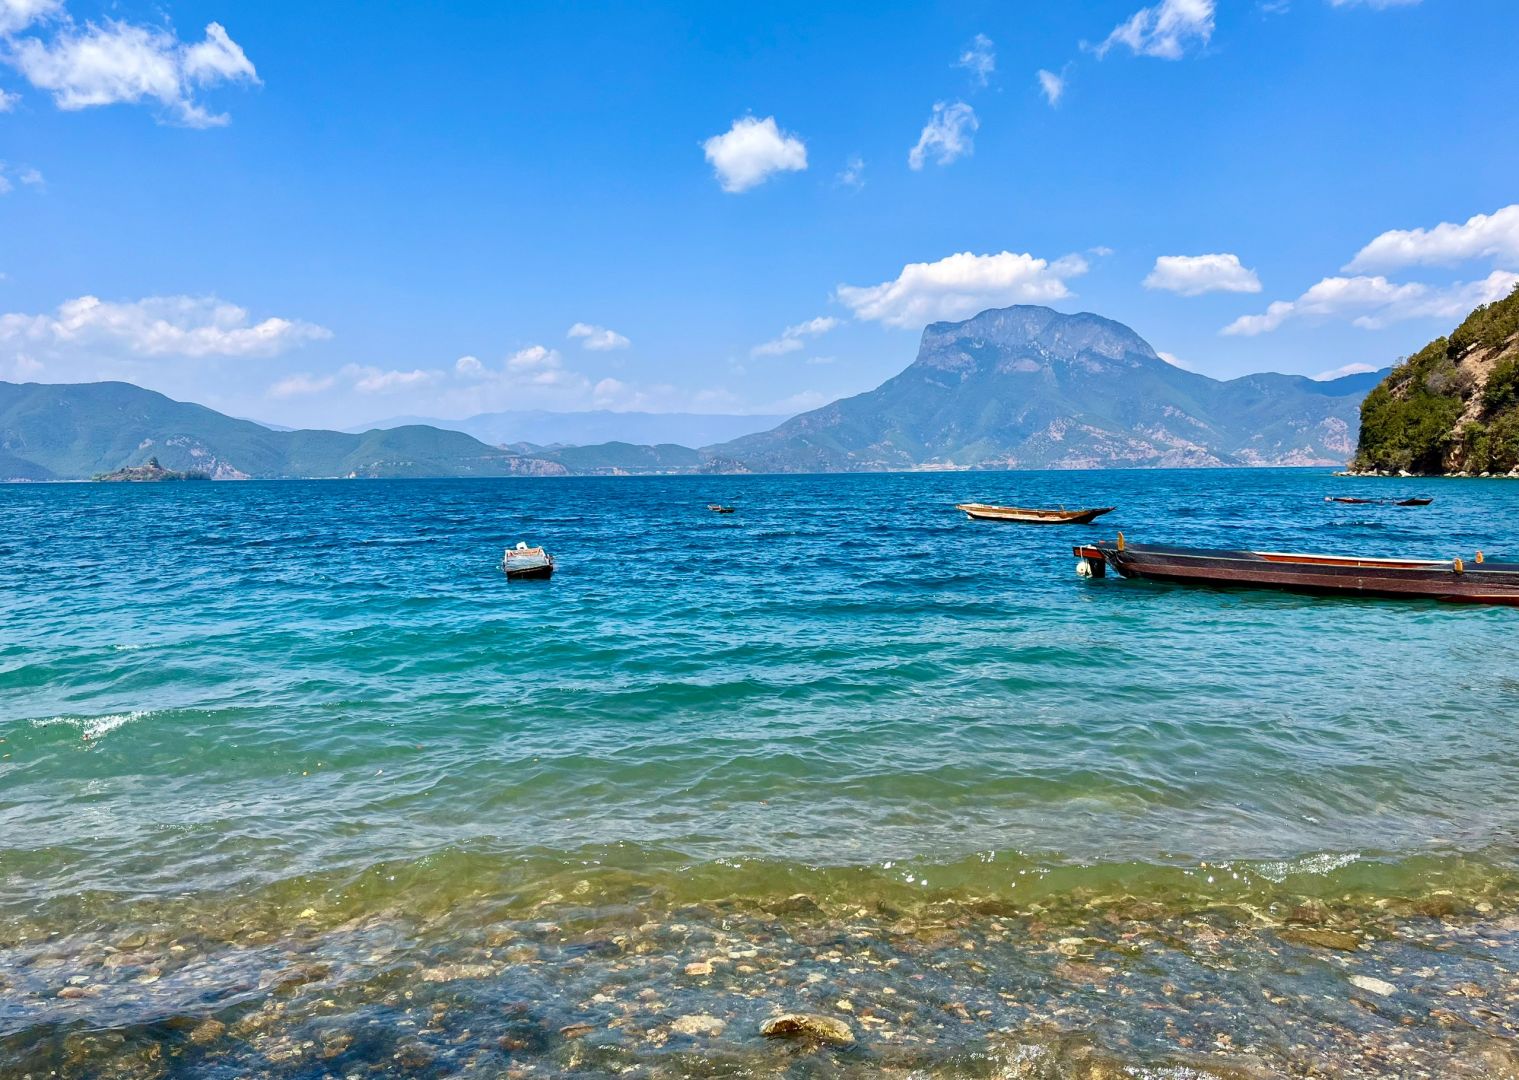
left=2, top=305, right=1389, bottom=481
left=709, top=306, right=1383, bottom=471
left=0, top=381, right=566, bottom=480
left=351, top=409, right=788, bottom=449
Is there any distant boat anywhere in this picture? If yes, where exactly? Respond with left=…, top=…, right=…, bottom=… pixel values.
left=707, top=504, right=736, bottom=514
left=1325, top=496, right=1433, bottom=506
left=957, top=503, right=1115, bottom=525
left=1073, top=537, right=1519, bottom=604
left=502, top=542, right=554, bottom=580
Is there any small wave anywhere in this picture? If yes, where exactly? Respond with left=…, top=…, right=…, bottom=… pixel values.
left=32, top=710, right=149, bottom=741
left=1253, top=850, right=1362, bottom=882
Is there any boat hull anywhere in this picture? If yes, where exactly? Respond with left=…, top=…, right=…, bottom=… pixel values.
left=505, top=561, right=553, bottom=580
left=958, top=504, right=1115, bottom=525
left=1082, top=542, right=1519, bottom=605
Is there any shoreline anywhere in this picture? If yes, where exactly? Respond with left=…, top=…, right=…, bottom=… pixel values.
left=6, top=875, right=1519, bottom=1078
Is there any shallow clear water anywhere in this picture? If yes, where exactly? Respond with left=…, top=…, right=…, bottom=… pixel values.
left=3, top=469, right=1518, bottom=1077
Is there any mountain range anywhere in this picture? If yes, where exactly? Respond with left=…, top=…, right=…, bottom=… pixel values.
left=710, top=306, right=1383, bottom=471
left=347, top=409, right=787, bottom=448
left=1, top=305, right=1386, bottom=481
left=0, top=381, right=564, bottom=481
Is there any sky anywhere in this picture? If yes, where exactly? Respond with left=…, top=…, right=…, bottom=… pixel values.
left=1, top=0, right=1517, bottom=428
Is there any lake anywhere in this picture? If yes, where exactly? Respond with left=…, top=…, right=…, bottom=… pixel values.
left=3, top=468, right=1518, bottom=1077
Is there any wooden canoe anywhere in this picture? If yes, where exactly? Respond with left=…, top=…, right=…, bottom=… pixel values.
left=957, top=503, right=1115, bottom=525
left=1325, top=496, right=1433, bottom=506
left=1074, top=540, right=1519, bottom=604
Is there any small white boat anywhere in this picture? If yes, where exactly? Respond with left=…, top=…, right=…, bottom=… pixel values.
left=502, top=542, right=554, bottom=580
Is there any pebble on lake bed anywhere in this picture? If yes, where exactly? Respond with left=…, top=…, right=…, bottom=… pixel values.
left=670, top=1014, right=726, bottom=1037
left=1349, top=975, right=1398, bottom=997
left=760, top=1013, right=855, bottom=1045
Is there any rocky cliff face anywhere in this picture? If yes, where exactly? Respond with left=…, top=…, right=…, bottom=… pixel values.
left=1353, top=285, right=1519, bottom=476
left=709, top=305, right=1380, bottom=472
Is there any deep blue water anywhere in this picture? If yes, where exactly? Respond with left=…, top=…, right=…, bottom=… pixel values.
left=3, top=468, right=1518, bottom=1076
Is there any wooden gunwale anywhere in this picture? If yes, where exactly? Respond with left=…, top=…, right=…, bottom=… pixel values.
left=1080, top=541, right=1519, bottom=604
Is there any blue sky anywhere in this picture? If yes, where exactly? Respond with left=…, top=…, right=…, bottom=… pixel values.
left=2, top=0, right=1517, bottom=428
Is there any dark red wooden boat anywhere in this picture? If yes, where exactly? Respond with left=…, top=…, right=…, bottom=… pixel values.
left=1325, top=496, right=1433, bottom=506
left=956, top=503, right=1115, bottom=524
left=1072, top=538, right=1519, bottom=605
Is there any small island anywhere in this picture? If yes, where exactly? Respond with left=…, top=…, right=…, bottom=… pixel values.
left=92, top=456, right=211, bottom=482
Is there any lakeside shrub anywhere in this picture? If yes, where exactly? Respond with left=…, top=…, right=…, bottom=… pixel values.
left=1355, top=284, right=1519, bottom=472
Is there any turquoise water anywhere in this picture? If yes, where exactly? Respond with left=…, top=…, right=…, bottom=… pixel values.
left=4, top=469, right=1519, bottom=1077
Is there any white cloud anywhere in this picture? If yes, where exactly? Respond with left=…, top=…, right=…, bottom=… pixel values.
left=956, top=34, right=995, bottom=86
left=1345, top=205, right=1519, bottom=272
left=454, top=354, right=484, bottom=376
left=1144, top=253, right=1262, bottom=296
left=836, top=155, right=865, bottom=190
left=7, top=18, right=258, bottom=127
left=908, top=101, right=978, bottom=170
left=0, top=0, right=62, bottom=35
left=836, top=250, right=1088, bottom=328
left=1222, top=270, right=1519, bottom=335
left=1157, top=351, right=1194, bottom=370
left=18, top=165, right=42, bottom=185
left=566, top=322, right=630, bottom=350
left=751, top=315, right=840, bottom=357
left=0, top=88, right=18, bottom=111
left=506, top=344, right=560, bottom=372
left=268, top=372, right=335, bottom=398
left=1313, top=362, right=1377, bottom=381
left=1094, top=0, right=1215, bottom=59
left=0, top=295, right=330, bottom=356
left=344, top=365, right=438, bottom=394
left=1036, top=69, right=1065, bottom=107
left=702, top=115, right=807, bottom=193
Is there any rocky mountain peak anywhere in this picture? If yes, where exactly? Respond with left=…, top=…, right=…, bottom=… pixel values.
left=914, top=305, right=1160, bottom=377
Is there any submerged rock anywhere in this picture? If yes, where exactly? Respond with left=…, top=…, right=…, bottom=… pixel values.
left=670, top=1014, right=726, bottom=1037
left=1349, top=974, right=1397, bottom=997
left=188, top=1019, right=226, bottom=1046
left=1280, top=928, right=1361, bottom=952
left=760, top=1013, right=855, bottom=1045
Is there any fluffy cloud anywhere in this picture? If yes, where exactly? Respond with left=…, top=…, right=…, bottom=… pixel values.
left=1222, top=270, right=1519, bottom=335
left=908, top=101, right=978, bottom=170
left=702, top=115, right=807, bottom=193
left=0, top=0, right=62, bottom=35
left=454, top=354, right=485, bottom=377
left=751, top=315, right=839, bottom=357
left=1094, top=0, right=1215, bottom=59
left=956, top=34, right=995, bottom=86
left=1036, top=69, right=1065, bottom=107
left=0, top=162, right=45, bottom=193
left=6, top=16, right=258, bottom=127
left=0, top=295, right=330, bottom=356
left=268, top=372, right=335, bottom=398
left=836, top=155, right=865, bottom=190
left=344, top=365, right=437, bottom=394
left=566, top=322, right=630, bottom=350
left=1144, top=253, right=1262, bottom=296
left=506, top=344, right=561, bottom=372
left=1313, top=362, right=1378, bottom=381
left=1345, top=205, right=1519, bottom=272
left=0, top=88, right=17, bottom=110
left=837, top=251, right=1087, bottom=329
